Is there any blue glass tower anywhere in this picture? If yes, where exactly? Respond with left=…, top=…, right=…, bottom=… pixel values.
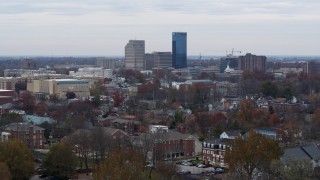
left=172, top=32, right=187, bottom=69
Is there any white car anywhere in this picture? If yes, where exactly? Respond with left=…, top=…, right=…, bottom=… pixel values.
left=197, top=164, right=206, bottom=168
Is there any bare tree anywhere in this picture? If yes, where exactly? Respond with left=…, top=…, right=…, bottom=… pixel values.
left=90, top=127, right=113, bottom=164
left=70, top=129, right=92, bottom=175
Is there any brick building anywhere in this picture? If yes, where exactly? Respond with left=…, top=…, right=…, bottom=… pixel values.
left=0, top=89, right=15, bottom=105
left=202, top=138, right=231, bottom=167
left=135, top=131, right=196, bottom=160
left=238, top=53, right=267, bottom=72
left=2, top=123, right=45, bottom=149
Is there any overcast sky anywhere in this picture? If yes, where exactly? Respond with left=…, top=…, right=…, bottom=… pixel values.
left=0, top=0, right=319, bottom=56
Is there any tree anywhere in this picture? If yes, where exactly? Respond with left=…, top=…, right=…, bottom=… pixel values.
left=20, top=91, right=36, bottom=114
left=225, top=131, right=283, bottom=179
left=34, top=102, right=48, bottom=117
left=93, top=147, right=144, bottom=180
left=261, top=81, right=278, bottom=97
left=90, top=127, right=113, bottom=164
left=0, top=162, right=11, bottom=180
left=90, top=81, right=107, bottom=96
left=112, top=92, right=124, bottom=107
left=43, top=142, right=77, bottom=179
left=0, top=113, right=23, bottom=127
left=70, top=130, right=92, bottom=175
left=48, top=94, right=60, bottom=104
left=236, top=100, right=270, bottom=129
left=0, top=140, right=34, bottom=180
left=271, top=159, right=313, bottom=180
left=154, top=162, right=176, bottom=180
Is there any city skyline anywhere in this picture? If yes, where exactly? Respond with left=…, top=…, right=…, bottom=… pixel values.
left=0, top=0, right=319, bottom=56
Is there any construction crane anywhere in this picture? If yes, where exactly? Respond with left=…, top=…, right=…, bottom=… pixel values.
left=226, top=48, right=241, bottom=57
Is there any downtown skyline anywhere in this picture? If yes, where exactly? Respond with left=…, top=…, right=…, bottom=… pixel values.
left=0, top=0, right=319, bottom=56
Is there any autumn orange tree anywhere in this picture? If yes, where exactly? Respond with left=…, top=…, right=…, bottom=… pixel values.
left=236, top=99, right=271, bottom=129
left=93, top=147, right=145, bottom=180
left=225, top=131, right=283, bottom=179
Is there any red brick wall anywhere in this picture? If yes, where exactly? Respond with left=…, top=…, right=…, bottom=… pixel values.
left=0, top=90, right=15, bottom=97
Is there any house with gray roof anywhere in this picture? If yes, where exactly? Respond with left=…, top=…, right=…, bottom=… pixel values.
left=281, top=143, right=320, bottom=167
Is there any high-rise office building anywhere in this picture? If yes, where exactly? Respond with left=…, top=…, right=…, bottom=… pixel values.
left=172, top=32, right=187, bottom=69
left=154, top=52, right=172, bottom=68
left=238, top=53, right=267, bottom=72
left=144, top=52, right=172, bottom=70
left=144, top=53, right=154, bottom=70
left=125, top=40, right=145, bottom=70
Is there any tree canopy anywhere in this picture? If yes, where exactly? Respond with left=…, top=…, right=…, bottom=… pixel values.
left=43, top=142, right=78, bottom=179
left=225, top=131, right=283, bottom=179
left=93, top=147, right=145, bottom=180
left=0, top=140, right=34, bottom=180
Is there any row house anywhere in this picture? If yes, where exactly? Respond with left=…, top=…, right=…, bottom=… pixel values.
left=2, top=123, right=45, bottom=149
left=202, top=138, right=230, bottom=167
left=203, top=130, right=242, bottom=167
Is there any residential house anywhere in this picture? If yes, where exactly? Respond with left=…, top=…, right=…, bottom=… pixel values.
left=2, top=123, right=45, bottom=148
left=203, top=130, right=241, bottom=167
left=112, top=116, right=141, bottom=133
left=253, top=127, right=282, bottom=141
left=281, top=143, right=320, bottom=167
left=220, top=130, right=242, bottom=139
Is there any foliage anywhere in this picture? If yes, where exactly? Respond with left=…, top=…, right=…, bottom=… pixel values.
left=261, top=81, right=278, bottom=97
left=225, top=131, right=283, bottom=179
left=236, top=100, right=272, bottom=129
left=270, top=159, right=313, bottom=180
left=34, top=101, right=48, bottom=116
left=154, top=162, right=177, bottom=180
left=0, top=140, right=34, bottom=180
left=70, top=130, right=92, bottom=175
left=90, top=81, right=107, bottom=96
left=48, top=94, right=60, bottom=104
left=112, top=92, right=124, bottom=107
left=43, top=142, right=78, bottom=179
left=0, top=113, right=23, bottom=126
left=19, top=91, right=36, bottom=114
left=93, top=147, right=144, bottom=180
left=0, top=162, right=11, bottom=180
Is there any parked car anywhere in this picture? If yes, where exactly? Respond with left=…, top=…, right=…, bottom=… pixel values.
left=177, top=170, right=191, bottom=174
left=215, top=167, right=225, bottom=174
left=197, top=164, right=206, bottom=168
left=182, top=161, right=193, bottom=166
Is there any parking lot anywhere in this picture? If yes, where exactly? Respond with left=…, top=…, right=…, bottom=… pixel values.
left=176, top=164, right=216, bottom=174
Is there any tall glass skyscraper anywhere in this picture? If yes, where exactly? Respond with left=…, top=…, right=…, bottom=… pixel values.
left=172, top=32, right=187, bottom=69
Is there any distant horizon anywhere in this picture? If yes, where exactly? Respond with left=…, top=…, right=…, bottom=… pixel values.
left=0, top=1, right=319, bottom=56
left=0, top=54, right=320, bottom=59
